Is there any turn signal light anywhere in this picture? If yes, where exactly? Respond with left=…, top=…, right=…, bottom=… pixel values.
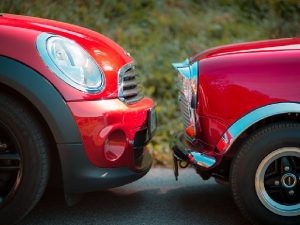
left=185, top=126, right=196, bottom=138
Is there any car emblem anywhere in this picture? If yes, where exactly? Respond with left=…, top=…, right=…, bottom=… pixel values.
left=281, top=173, right=297, bottom=188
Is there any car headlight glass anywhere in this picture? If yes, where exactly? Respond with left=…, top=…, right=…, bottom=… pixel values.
left=36, top=33, right=105, bottom=93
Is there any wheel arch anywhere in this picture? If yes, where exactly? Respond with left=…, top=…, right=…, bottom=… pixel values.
left=213, top=103, right=300, bottom=181
left=219, top=103, right=300, bottom=158
left=0, top=56, right=83, bottom=188
left=0, top=55, right=82, bottom=144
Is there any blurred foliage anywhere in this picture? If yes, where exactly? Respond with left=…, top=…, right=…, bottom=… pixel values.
left=1, top=0, right=299, bottom=167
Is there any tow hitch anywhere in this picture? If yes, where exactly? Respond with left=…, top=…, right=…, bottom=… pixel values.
left=173, top=156, right=190, bottom=180
left=171, top=134, right=216, bottom=180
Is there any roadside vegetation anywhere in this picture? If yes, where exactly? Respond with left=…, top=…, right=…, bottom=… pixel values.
left=1, top=0, right=299, bottom=167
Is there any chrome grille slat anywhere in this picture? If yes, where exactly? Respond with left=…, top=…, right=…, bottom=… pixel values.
left=179, top=92, right=190, bottom=129
left=123, top=80, right=140, bottom=89
left=118, top=63, right=143, bottom=104
left=123, top=71, right=137, bottom=79
left=123, top=87, right=141, bottom=97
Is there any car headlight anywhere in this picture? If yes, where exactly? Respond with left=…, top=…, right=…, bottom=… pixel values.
left=173, top=60, right=199, bottom=139
left=179, top=73, right=198, bottom=137
left=36, top=33, right=105, bottom=93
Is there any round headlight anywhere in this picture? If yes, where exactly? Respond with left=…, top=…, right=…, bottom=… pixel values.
left=36, top=33, right=105, bottom=93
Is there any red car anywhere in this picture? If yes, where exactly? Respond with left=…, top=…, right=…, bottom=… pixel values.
left=172, top=38, right=300, bottom=225
left=0, top=14, right=155, bottom=224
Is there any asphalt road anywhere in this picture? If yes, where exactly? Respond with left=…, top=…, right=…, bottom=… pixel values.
left=21, top=168, right=251, bottom=225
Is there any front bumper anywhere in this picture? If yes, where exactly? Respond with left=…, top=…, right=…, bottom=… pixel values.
left=171, top=133, right=216, bottom=179
left=59, top=97, right=155, bottom=193
left=58, top=97, right=155, bottom=193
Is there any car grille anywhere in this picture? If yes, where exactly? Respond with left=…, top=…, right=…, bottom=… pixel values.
left=179, top=92, right=191, bottom=130
left=118, top=63, right=143, bottom=104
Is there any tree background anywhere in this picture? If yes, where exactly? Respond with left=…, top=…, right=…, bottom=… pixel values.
left=1, top=0, right=299, bottom=167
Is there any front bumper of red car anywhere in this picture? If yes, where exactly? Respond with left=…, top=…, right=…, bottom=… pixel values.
left=59, top=97, right=156, bottom=193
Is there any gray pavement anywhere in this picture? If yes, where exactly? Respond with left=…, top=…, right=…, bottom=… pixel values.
left=21, top=168, right=251, bottom=225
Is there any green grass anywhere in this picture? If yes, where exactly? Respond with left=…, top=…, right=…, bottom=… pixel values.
left=1, top=0, right=299, bottom=167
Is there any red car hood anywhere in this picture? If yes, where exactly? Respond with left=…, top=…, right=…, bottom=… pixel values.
left=190, top=37, right=300, bottom=62
left=0, top=13, right=130, bottom=62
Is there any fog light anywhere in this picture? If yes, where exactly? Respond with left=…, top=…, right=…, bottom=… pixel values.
left=104, top=130, right=126, bottom=162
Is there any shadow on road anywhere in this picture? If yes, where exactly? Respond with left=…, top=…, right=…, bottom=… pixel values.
left=21, top=168, right=251, bottom=225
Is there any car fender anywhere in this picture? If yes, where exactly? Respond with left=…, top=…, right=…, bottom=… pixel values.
left=217, top=102, right=300, bottom=153
left=0, top=56, right=82, bottom=144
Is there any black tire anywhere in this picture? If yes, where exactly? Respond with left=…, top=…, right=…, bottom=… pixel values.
left=230, top=122, right=300, bottom=225
left=0, top=94, right=50, bottom=225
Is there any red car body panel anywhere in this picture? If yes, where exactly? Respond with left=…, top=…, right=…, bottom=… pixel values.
left=0, top=14, right=154, bottom=170
left=196, top=39, right=300, bottom=148
left=171, top=38, right=300, bottom=225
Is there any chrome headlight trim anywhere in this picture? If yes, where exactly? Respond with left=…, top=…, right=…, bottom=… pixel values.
left=172, top=59, right=198, bottom=80
left=173, top=59, right=199, bottom=105
left=36, top=32, right=105, bottom=93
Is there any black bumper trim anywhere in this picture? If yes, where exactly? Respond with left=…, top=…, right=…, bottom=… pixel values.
left=57, top=143, right=152, bottom=193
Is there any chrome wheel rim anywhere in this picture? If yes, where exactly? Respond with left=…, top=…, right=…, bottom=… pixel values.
left=255, top=147, right=300, bottom=216
left=0, top=121, right=23, bottom=208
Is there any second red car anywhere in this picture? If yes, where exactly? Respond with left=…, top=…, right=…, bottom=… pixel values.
left=172, top=37, right=300, bottom=225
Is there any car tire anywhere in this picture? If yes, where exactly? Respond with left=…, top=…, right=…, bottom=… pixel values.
left=230, top=122, right=300, bottom=225
left=0, top=94, right=50, bottom=225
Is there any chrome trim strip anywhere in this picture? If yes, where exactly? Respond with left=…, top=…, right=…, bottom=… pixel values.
left=221, top=103, right=300, bottom=153
left=189, top=62, right=198, bottom=79
left=36, top=32, right=105, bottom=93
left=190, top=152, right=216, bottom=168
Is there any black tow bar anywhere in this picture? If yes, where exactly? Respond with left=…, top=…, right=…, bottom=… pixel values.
left=173, top=155, right=179, bottom=181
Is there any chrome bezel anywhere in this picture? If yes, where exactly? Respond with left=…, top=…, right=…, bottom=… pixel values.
left=36, top=32, right=105, bottom=93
